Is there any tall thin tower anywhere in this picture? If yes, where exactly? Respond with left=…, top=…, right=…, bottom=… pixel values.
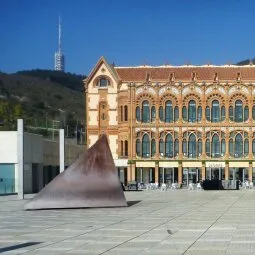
left=54, top=15, right=65, bottom=71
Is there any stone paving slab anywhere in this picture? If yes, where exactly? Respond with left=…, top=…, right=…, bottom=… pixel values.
left=1, top=189, right=255, bottom=254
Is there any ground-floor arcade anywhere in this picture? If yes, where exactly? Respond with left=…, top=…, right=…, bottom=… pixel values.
left=126, top=161, right=255, bottom=187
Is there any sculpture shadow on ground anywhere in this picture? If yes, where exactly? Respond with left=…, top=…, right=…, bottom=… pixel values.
left=127, top=200, right=141, bottom=207
left=0, top=242, right=42, bottom=253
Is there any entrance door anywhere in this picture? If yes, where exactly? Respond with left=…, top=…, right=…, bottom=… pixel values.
left=188, top=168, right=198, bottom=184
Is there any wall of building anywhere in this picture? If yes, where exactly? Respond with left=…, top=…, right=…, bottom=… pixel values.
left=0, top=131, right=85, bottom=194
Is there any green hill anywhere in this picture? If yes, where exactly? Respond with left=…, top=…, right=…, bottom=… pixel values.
left=0, top=70, right=86, bottom=139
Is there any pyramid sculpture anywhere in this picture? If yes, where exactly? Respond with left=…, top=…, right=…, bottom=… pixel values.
left=24, top=135, right=127, bottom=210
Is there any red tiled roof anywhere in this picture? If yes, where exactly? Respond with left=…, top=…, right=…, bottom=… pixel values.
left=115, top=66, right=255, bottom=82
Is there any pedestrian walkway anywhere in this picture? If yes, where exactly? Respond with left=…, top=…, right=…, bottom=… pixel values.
left=0, top=190, right=255, bottom=254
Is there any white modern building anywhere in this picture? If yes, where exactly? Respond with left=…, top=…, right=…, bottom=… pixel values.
left=0, top=130, right=84, bottom=195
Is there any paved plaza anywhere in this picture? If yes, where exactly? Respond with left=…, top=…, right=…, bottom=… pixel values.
left=1, top=189, right=255, bottom=254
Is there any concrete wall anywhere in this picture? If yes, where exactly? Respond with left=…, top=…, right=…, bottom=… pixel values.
left=0, top=130, right=85, bottom=194
left=0, top=132, right=18, bottom=164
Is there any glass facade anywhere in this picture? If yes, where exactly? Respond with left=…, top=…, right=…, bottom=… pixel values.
left=0, top=164, right=15, bottom=194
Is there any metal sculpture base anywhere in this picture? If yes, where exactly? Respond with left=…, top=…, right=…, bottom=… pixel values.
left=24, top=135, right=127, bottom=210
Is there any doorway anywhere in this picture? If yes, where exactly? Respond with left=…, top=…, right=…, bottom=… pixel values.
left=182, top=168, right=201, bottom=187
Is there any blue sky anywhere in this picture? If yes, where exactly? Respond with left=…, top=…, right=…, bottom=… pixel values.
left=1, top=0, right=255, bottom=75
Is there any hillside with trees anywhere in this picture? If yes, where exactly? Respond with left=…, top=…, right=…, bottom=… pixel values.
left=0, top=70, right=86, bottom=141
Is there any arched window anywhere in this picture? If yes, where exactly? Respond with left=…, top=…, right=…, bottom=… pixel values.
left=188, top=100, right=196, bottom=122
left=188, top=134, right=196, bottom=158
left=174, top=106, right=179, bottom=122
left=182, top=106, right=187, bottom=121
left=151, top=106, right=156, bottom=122
left=159, top=139, right=164, bottom=156
left=211, top=100, right=220, bottom=122
left=221, top=106, right=226, bottom=121
left=235, top=134, right=243, bottom=158
left=165, top=101, right=173, bottom=123
left=165, top=134, right=173, bottom=158
left=136, top=106, right=140, bottom=121
left=253, top=139, right=255, bottom=156
left=197, top=106, right=202, bottom=122
left=120, top=106, right=123, bottom=121
left=253, top=106, right=255, bottom=121
left=244, top=106, right=249, bottom=121
left=98, top=78, right=108, bottom=87
left=142, top=134, right=150, bottom=158
left=212, top=134, right=220, bottom=158
left=136, top=139, right=141, bottom=156
left=159, top=106, right=164, bottom=122
left=206, top=139, right=210, bottom=156
left=174, top=139, right=179, bottom=157
left=121, top=141, right=123, bottom=156
left=244, top=139, right=249, bottom=156
left=182, top=139, right=187, bottom=156
left=198, top=139, right=202, bottom=156
left=151, top=139, right=156, bottom=157
left=229, top=139, right=234, bottom=156
left=124, top=140, right=128, bottom=156
left=221, top=139, right=226, bottom=156
left=235, top=100, right=243, bottom=122
left=142, top=101, right=150, bottom=123
left=206, top=106, right=210, bottom=121
left=124, top=105, right=128, bottom=121
left=229, top=106, right=234, bottom=121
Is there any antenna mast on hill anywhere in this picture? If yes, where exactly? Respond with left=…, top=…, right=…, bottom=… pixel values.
left=54, top=14, right=65, bottom=72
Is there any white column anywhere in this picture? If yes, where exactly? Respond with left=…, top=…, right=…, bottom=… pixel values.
left=162, top=168, right=165, bottom=183
left=140, top=168, right=143, bottom=183
left=59, top=129, right=65, bottom=173
left=17, top=119, right=24, bottom=200
left=149, top=168, right=152, bottom=182
left=173, top=168, right=175, bottom=183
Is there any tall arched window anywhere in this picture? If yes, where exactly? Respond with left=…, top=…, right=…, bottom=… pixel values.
left=188, top=100, right=196, bottom=122
left=121, top=141, right=123, bottom=156
left=206, top=106, right=210, bottom=121
left=197, top=106, right=202, bottom=122
left=235, top=134, right=243, bottom=158
left=174, top=106, right=179, bottom=122
left=212, top=134, right=220, bottom=158
left=165, top=101, right=173, bottom=123
left=151, top=139, right=156, bottom=157
left=159, top=138, right=164, bottom=156
left=198, top=139, right=202, bottom=156
left=229, top=139, right=234, bottom=156
left=235, top=100, right=243, bottom=122
left=124, top=140, right=128, bottom=156
left=174, top=139, right=179, bottom=157
left=124, top=105, right=128, bottom=121
left=142, top=101, right=150, bottom=123
left=182, top=106, right=187, bottom=121
left=142, top=134, right=150, bottom=158
left=159, top=106, right=164, bottom=121
left=165, top=134, right=173, bottom=158
left=244, top=106, right=249, bottom=121
left=188, top=134, right=196, bottom=158
left=182, top=139, right=187, bottom=156
left=253, top=106, right=255, bottom=121
left=221, top=106, right=226, bottom=121
left=221, top=139, right=226, bottom=156
left=206, top=139, right=210, bottom=156
left=211, top=100, right=220, bottom=122
left=136, top=139, right=141, bottom=156
left=229, top=106, right=234, bottom=121
left=120, top=106, right=123, bottom=121
left=244, top=139, right=249, bottom=156
left=151, top=106, right=156, bottom=122
left=136, top=106, right=140, bottom=121
left=253, top=139, right=255, bottom=156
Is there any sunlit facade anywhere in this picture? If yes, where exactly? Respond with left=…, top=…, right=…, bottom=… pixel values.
left=85, top=57, right=255, bottom=187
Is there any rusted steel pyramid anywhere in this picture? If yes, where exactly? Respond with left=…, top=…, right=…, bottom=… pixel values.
left=24, top=135, right=127, bottom=210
